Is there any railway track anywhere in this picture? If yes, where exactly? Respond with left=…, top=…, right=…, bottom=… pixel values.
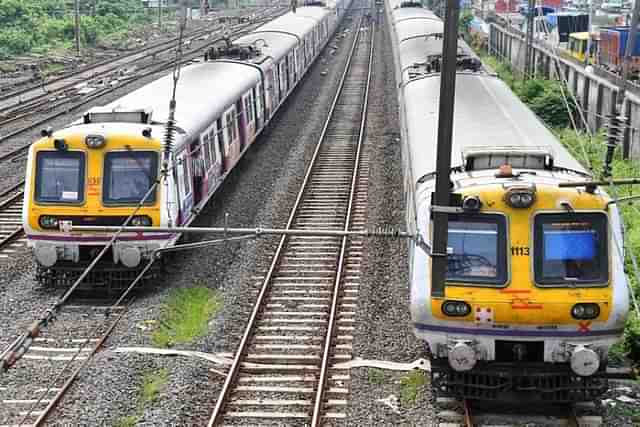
left=0, top=302, right=127, bottom=427
left=207, top=11, right=374, bottom=427
left=0, top=7, right=273, bottom=111
left=0, top=9, right=284, bottom=166
left=0, top=181, right=26, bottom=260
left=433, top=398, right=604, bottom=426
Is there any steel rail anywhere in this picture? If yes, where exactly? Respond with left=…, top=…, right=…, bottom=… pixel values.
left=207, top=10, right=368, bottom=426
left=0, top=7, right=280, bottom=107
left=0, top=183, right=25, bottom=254
left=310, top=16, right=374, bottom=427
left=463, top=399, right=473, bottom=427
left=0, top=15, right=282, bottom=164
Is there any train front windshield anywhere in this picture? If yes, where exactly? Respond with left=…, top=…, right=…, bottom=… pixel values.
left=445, top=214, right=508, bottom=285
left=34, top=151, right=85, bottom=204
left=534, top=213, right=608, bottom=286
left=103, top=151, right=158, bottom=204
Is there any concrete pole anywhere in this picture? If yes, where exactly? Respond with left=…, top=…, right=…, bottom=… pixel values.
left=74, top=0, right=81, bottom=56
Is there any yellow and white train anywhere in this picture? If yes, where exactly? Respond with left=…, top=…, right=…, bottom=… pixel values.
left=22, top=1, right=351, bottom=287
left=387, top=2, right=630, bottom=400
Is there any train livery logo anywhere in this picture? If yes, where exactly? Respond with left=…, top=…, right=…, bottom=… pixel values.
left=475, top=306, right=493, bottom=324
left=578, top=320, right=592, bottom=333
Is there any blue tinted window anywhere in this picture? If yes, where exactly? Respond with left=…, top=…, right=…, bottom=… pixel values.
left=535, top=214, right=608, bottom=286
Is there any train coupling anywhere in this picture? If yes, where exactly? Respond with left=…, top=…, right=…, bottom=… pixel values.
left=33, top=241, right=159, bottom=268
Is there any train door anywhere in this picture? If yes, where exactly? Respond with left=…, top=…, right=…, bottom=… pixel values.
left=236, top=98, right=247, bottom=150
left=175, top=149, right=192, bottom=224
left=254, top=82, right=263, bottom=130
left=190, top=141, right=204, bottom=205
left=273, top=66, right=280, bottom=105
left=288, top=52, right=295, bottom=89
left=217, top=118, right=229, bottom=173
left=278, top=61, right=286, bottom=97
left=224, top=106, right=240, bottom=169
left=293, top=47, right=300, bottom=82
left=264, top=68, right=273, bottom=119
left=243, top=91, right=256, bottom=143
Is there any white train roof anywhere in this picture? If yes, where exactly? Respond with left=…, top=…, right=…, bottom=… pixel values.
left=404, top=73, right=588, bottom=180
left=99, top=61, right=260, bottom=138
left=235, top=6, right=332, bottom=61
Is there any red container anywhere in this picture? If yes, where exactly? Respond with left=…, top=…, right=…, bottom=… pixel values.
left=599, top=29, right=622, bottom=69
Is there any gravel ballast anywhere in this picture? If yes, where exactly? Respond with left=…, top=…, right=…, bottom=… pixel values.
left=17, top=12, right=363, bottom=426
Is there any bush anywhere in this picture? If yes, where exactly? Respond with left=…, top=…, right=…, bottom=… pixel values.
left=0, top=0, right=153, bottom=56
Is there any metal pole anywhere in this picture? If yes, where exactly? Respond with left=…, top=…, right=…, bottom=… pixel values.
left=585, top=0, right=593, bottom=65
left=430, top=0, right=460, bottom=298
left=619, top=0, right=640, bottom=158
left=74, top=0, right=81, bottom=56
left=158, top=0, right=162, bottom=31
left=524, top=0, right=535, bottom=78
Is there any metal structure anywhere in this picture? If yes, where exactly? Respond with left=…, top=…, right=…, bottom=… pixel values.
left=207, top=11, right=373, bottom=426
left=430, top=0, right=461, bottom=298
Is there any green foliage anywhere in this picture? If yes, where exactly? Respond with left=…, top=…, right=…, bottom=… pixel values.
left=0, top=0, right=152, bottom=57
left=399, top=369, right=427, bottom=406
left=152, top=286, right=222, bottom=348
left=367, top=368, right=386, bottom=385
left=623, top=313, right=640, bottom=362
left=116, top=368, right=169, bottom=427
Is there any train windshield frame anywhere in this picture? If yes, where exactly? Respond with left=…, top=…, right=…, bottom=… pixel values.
left=103, top=151, right=158, bottom=205
left=34, top=150, right=85, bottom=204
left=533, top=212, right=609, bottom=287
left=445, top=213, right=508, bottom=287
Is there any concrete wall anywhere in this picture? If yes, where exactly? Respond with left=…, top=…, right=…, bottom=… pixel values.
left=488, top=23, right=640, bottom=158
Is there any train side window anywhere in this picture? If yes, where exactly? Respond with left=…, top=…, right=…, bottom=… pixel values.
left=445, top=213, right=508, bottom=286
left=35, top=151, right=85, bottom=204
left=534, top=213, right=608, bottom=287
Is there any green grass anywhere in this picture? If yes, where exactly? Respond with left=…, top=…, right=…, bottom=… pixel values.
left=367, top=368, right=386, bottom=385
left=399, top=369, right=427, bottom=406
left=115, top=369, right=169, bottom=427
left=152, top=286, right=222, bottom=348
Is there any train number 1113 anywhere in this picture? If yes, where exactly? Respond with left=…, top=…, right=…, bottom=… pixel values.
left=511, top=246, right=530, bottom=256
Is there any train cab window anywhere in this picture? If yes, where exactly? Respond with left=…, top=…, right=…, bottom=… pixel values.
left=534, top=213, right=608, bottom=286
left=445, top=214, right=508, bottom=286
left=103, top=151, right=158, bottom=204
left=35, top=151, right=85, bottom=204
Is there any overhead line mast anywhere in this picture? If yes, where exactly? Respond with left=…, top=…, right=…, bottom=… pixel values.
left=430, top=0, right=461, bottom=297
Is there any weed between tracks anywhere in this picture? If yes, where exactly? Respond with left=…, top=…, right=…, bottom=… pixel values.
left=116, top=368, right=169, bottom=427
left=399, top=369, right=427, bottom=406
left=152, top=286, right=222, bottom=348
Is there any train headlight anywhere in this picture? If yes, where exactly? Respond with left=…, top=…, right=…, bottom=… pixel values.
left=504, top=187, right=536, bottom=209
left=130, top=215, right=152, bottom=227
left=85, top=134, right=106, bottom=149
left=442, top=300, right=471, bottom=317
left=39, top=215, right=59, bottom=229
left=571, top=303, right=600, bottom=320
